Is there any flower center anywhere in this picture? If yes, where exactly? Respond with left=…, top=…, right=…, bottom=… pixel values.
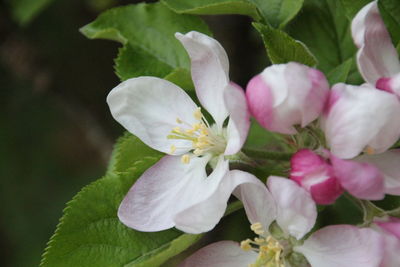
left=240, top=223, right=285, bottom=267
left=167, top=108, right=226, bottom=163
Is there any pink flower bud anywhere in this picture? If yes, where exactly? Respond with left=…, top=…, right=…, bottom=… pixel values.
left=376, top=73, right=400, bottom=97
left=246, top=63, right=329, bottom=134
left=290, top=149, right=343, bottom=205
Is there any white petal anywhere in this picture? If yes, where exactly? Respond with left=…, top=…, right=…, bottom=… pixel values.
left=267, top=176, right=317, bottom=240
left=176, top=31, right=229, bottom=128
left=224, top=83, right=250, bottom=155
left=107, top=77, right=198, bottom=154
left=356, top=150, right=400, bottom=195
left=351, top=1, right=375, bottom=48
left=295, top=225, right=384, bottom=267
left=173, top=158, right=247, bottom=234
left=118, top=154, right=228, bottom=232
left=233, top=172, right=277, bottom=231
left=354, top=1, right=400, bottom=84
left=322, top=83, right=400, bottom=159
left=179, top=241, right=258, bottom=267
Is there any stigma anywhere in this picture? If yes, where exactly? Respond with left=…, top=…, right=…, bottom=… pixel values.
left=240, top=223, right=285, bottom=267
left=167, top=108, right=226, bottom=162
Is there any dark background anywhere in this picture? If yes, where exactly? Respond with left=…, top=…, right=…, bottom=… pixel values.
left=0, top=1, right=267, bottom=266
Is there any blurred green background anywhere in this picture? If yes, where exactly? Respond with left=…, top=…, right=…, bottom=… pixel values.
left=0, top=1, right=266, bottom=266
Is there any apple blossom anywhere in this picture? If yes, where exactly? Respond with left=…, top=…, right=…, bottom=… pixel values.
left=352, top=1, right=400, bottom=97
left=322, top=83, right=400, bottom=159
left=107, top=31, right=258, bottom=234
left=290, top=149, right=388, bottom=204
left=246, top=62, right=329, bottom=135
left=180, top=176, right=384, bottom=267
left=372, top=217, right=400, bottom=267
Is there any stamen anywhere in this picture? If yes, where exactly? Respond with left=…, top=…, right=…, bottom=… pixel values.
left=240, top=239, right=252, bottom=251
left=250, top=222, right=265, bottom=235
left=170, top=145, right=176, bottom=154
left=181, top=154, right=190, bottom=164
left=193, top=107, right=202, bottom=120
left=176, top=118, right=183, bottom=124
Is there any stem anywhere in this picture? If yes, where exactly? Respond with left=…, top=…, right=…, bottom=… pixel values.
left=344, top=193, right=385, bottom=226
left=224, top=200, right=243, bottom=217
left=241, top=148, right=292, bottom=161
left=386, top=206, right=400, bottom=218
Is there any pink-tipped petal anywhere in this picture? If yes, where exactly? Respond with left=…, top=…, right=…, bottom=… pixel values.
left=107, top=77, right=198, bottom=154
left=118, top=154, right=228, bottom=232
left=267, top=176, right=317, bottom=240
left=234, top=173, right=277, bottom=232
left=176, top=31, right=229, bottom=128
left=376, top=73, right=400, bottom=97
left=224, top=83, right=250, bottom=155
left=330, top=155, right=385, bottom=200
left=245, top=73, right=275, bottom=131
left=290, top=149, right=343, bottom=205
left=174, top=170, right=265, bottom=234
left=322, top=83, right=400, bottom=159
left=373, top=217, right=400, bottom=267
left=179, top=241, right=258, bottom=267
left=295, top=225, right=384, bottom=267
left=246, top=63, right=328, bottom=135
left=356, top=150, right=400, bottom=195
left=354, top=2, right=400, bottom=84
left=375, top=217, right=400, bottom=240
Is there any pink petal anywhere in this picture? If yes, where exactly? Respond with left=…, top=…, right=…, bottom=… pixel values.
left=353, top=2, right=400, bottom=84
left=322, top=83, right=400, bottom=159
left=179, top=241, right=257, bottom=267
left=295, top=225, right=384, bottom=267
left=290, top=149, right=343, bottom=205
left=118, top=154, right=228, bottom=232
left=356, top=150, right=400, bottom=195
left=375, top=217, right=400, bottom=240
left=267, top=176, right=317, bottom=240
left=174, top=170, right=265, bottom=234
left=234, top=173, right=277, bottom=232
left=224, top=83, right=250, bottom=155
left=175, top=31, right=229, bottom=128
left=331, top=154, right=385, bottom=200
left=373, top=218, right=400, bottom=267
left=246, top=63, right=328, bottom=135
left=376, top=73, right=400, bottom=98
left=107, top=77, right=198, bottom=154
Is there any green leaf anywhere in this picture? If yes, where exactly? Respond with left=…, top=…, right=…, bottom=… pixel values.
left=253, top=22, right=317, bottom=67
left=288, top=0, right=360, bottom=82
left=340, top=0, right=372, bottom=20
left=161, top=0, right=261, bottom=21
left=326, top=58, right=353, bottom=85
left=8, top=0, right=55, bottom=25
left=41, top=135, right=203, bottom=267
left=248, top=0, right=304, bottom=28
left=378, top=0, right=400, bottom=45
left=80, top=3, right=211, bottom=81
left=164, top=68, right=194, bottom=91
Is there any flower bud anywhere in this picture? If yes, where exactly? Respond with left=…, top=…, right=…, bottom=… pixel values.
left=246, top=62, right=329, bottom=134
left=290, top=149, right=343, bottom=205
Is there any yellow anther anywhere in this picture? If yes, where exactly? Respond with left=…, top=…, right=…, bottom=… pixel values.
left=185, top=128, right=195, bottom=134
left=176, top=118, right=183, bottom=124
left=181, top=154, right=190, bottom=164
left=192, top=123, right=201, bottom=131
left=240, top=239, right=252, bottom=251
left=170, top=145, right=176, bottom=154
left=193, top=108, right=202, bottom=120
left=250, top=222, right=265, bottom=235
left=172, top=127, right=181, bottom=133
left=365, top=146, right=375, bottom=155
left=193, top=148, right=203, bottom=155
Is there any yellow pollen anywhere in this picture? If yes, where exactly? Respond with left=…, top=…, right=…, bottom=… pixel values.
left=193, top=108, right=202, bottom=120
left=365, top=146, right=375, bottom=155
left=240, top=239, right=252, bottom=251
left=172, top=127, right=181, bottom=133
left=181, top=154, right=190, bottom=164
left=170, top=145, right=176, bottom=154
left=241, top=223, right=284, bottom=267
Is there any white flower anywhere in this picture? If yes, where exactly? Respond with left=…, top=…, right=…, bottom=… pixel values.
left=180, top=176, right=384, bottom=267
left=107, top=31, right=259, bottom=234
